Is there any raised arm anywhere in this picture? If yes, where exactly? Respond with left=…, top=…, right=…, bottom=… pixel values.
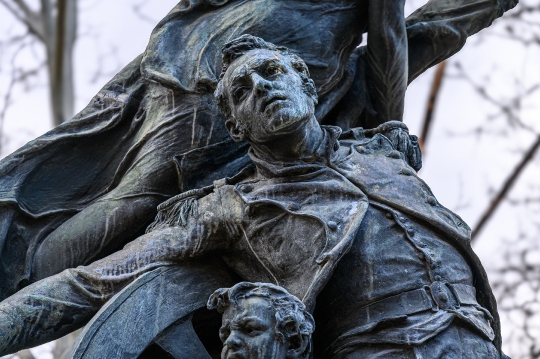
left=366, top=0, right=408, bottom=124
left=407, top=0, right=519, bottom=82
left=0, top=192, right=233, bottom=355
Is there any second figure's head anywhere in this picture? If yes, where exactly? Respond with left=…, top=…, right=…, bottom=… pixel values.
left=208, top=282, right=315, bottom=359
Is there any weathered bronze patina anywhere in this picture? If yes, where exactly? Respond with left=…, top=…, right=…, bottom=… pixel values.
left=0, top=0, right=518, bottom=303
left=1, top=34, right=511, bottom=358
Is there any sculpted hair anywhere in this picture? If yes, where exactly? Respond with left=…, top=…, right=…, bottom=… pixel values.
left=214, top=34, right=318, bottom=123
left=208, top=282, right=315, bottom=359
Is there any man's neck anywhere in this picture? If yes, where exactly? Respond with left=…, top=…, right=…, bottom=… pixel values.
left=249, top=116, right=325, bottom=163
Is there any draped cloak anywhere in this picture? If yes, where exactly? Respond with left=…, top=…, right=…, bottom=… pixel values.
left=0, top=0, right=515, bottom=299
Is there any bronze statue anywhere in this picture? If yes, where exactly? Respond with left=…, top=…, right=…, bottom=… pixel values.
left=0, top=0, right=518, bottom=302
left=0, top=36, right=509, bottom=358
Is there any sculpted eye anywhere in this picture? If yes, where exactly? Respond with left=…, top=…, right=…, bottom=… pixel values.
left=233, top=87, right=249, bottom=102
left=266, top=66, right=283, bottom=77
left=243, top=323, right=264, bottom=336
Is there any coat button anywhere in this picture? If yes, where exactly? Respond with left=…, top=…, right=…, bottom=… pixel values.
left=399, top=168, right=414, bottom=176
left=288, top=203, right=301, bottom=211
left=407, top=229, right=415, bottom=236
left=427, top=196, right=437, bottom=206
left=385, top=212, right=393, bottom=219
left=356, top=145, right=368, bottom=154
left=327, top=221, right=338, bottom=231
left=241, top=185, right=253, bottom=193
left=387, top=150, right=402, bottom=159
left=434, top=275, right=442, bottom=281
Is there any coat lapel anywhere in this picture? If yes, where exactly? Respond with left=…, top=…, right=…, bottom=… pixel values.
left=333, top=134, right=472, bottom=246
left=234, top=167, right=368, bottom=309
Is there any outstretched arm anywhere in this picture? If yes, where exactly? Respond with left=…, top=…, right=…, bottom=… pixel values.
left=0, top=194, right=233, bottom=355
left=366, top=0, right=408, bottom=124
left=407, top=0, right=519, bottom=82
left=329, top=0, right=517, bottom=130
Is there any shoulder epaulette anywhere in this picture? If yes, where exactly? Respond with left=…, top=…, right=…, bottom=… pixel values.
left=146, top=185, right=213, bottom=233
left=146, top=165, right=256, bottom=233
left=156, top=186, right=213, bottom=212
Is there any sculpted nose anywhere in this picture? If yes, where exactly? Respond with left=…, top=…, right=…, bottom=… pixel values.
left=224, top=332, right=243, bottom=351
left=252, top=74, right=272, bottom=97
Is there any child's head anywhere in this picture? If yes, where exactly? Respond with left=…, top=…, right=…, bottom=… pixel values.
left=208, top=282, right=315, bottom=359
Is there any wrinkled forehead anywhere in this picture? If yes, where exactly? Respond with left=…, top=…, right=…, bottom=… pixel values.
left=222, top=296, right=275, bottom=322
left=223, top=49, right=293, bottom=86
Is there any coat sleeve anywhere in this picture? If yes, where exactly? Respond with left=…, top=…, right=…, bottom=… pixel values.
left=0, top=191, right=235, bottom=355
left=406, top=0, right=519, bottom=82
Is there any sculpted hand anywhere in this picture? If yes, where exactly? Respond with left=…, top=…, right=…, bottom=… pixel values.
left=365, top=121, right=422, bottom=171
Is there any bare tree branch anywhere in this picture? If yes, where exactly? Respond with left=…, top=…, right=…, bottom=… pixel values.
left=1, top=0, right=76, bottom=127
left=419, top=61, right=446, bottom=152
left=39, top=0, right=77, bottom=126
left=51, top=0, right=68, bottom=126
left=0, top=0, right=45, bottom=42
left=132, top=1, right=158, bottom=24
left=0, top=36, right=45, bottom=155
left=491, top=231, right=540, bottom=358
left=472, top=133, right=540, bottom=242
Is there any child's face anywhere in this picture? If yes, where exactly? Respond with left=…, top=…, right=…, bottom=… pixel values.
left=219, top=297, right=288, bottom=359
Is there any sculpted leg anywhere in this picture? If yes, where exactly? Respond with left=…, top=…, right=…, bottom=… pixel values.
left=30, top=87, right=230, bottom=283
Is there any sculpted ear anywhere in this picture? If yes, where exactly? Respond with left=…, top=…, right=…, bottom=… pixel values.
left=225, top=119, right=246, bottom=142
left=304, top=78, right=318, bottom=105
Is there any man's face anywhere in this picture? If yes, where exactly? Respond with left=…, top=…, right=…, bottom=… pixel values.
left=220, top=297, right=287, bottom=359
left=222, top=49, right=316, bottom=143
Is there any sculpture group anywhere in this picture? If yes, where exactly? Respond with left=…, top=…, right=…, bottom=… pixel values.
left=0, top=0, right=519, bottom=358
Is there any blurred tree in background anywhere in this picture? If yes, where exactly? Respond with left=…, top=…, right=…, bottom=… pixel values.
left=416, top=0, right=540, bottom=357
left=0, top=1, right=78, bottom=356
left=0, top=0, right=77, bottom=130
left=0, top=0, right=539, bottom=358
left=0, top=2, right=177, bottom=358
